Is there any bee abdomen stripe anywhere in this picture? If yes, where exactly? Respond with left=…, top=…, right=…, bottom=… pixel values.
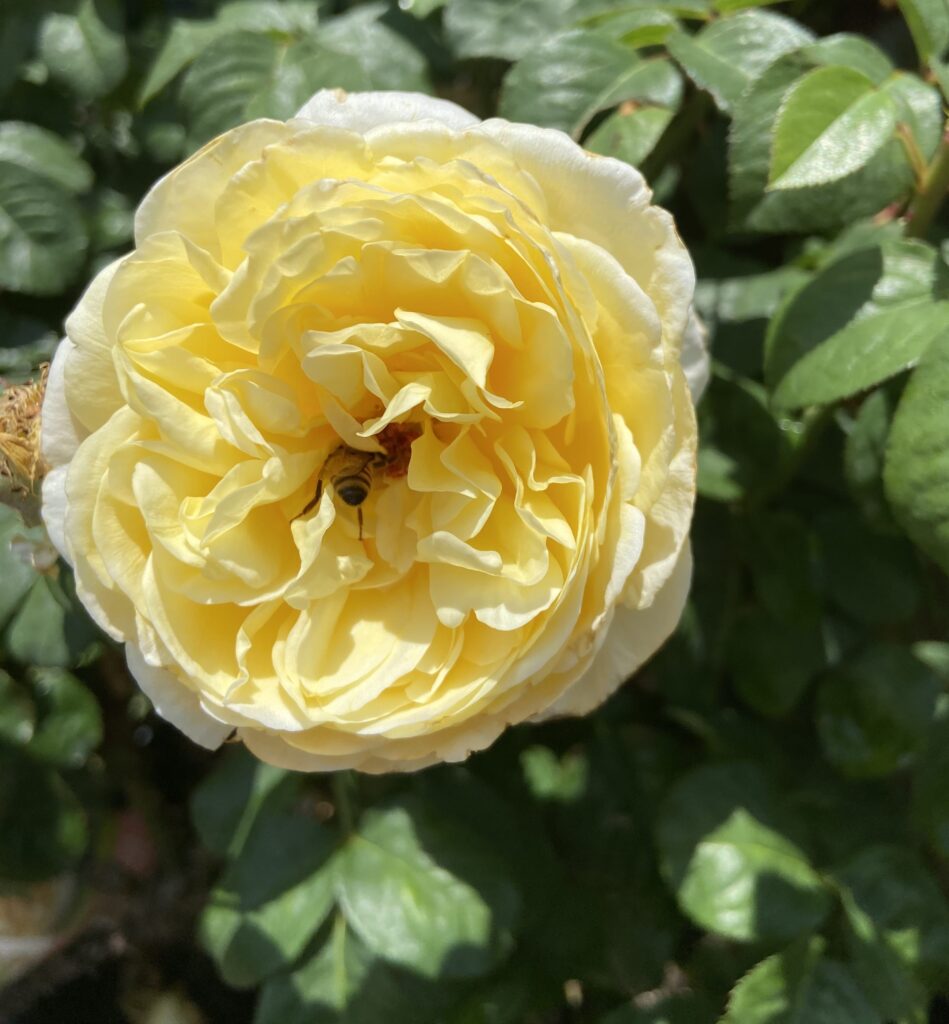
left=336, top=471, right=371, bottom=488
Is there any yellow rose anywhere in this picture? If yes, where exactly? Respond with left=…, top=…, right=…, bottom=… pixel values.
left=41, top=90, right=705, bottom=773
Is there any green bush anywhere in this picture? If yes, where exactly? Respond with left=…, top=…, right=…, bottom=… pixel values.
left=2, top=1, right=949, bottom=1021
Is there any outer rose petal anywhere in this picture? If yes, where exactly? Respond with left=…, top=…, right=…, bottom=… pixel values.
left=41, top=338, right=82, bottom=468
left=541, top=541, right=694, bottom=718
left=295, top=89, right=479, bottom=132
left=61, top=259, right=126, bottom=433
left=681, top=310, right=711, bottom=402
left=40, top=465, right=70, bottom=565
left=474, top=120, right=695, bottom=350
left=126, top=646, right=232, bottom=750
left=40, top=340, right=80, bottom=565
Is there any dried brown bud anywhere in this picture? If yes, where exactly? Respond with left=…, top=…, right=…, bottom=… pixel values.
left=0, top=366, right=49, bottom=522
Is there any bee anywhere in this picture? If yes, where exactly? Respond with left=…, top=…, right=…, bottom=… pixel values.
left=296, top=422, right=422, bottom=537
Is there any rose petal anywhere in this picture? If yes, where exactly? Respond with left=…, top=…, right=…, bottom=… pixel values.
left=295, top=88, right=480, bottom=132
left=41, top=338, right=82, bottom=468
left=681, top=309, right=711, bottom=402
left=541, top=540, right=693, bottom=718
left=126, top=645, right=232, bottom=750
left=476, top=120, right=695, bottom=349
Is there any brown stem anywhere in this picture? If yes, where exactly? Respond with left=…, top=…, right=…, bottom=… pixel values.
left=906, top=126, right=949, bottom=239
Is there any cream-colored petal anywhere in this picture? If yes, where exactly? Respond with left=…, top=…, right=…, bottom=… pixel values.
left=475, top=119, right=695, bottom=347
left=63, top=257, right=126, bottom=433
left=41, top=338, right=83, bottom=467
left=135, top=120, right=293, bottom=255
left=241, top=729, right=368, bottom=772
left=40, top=465, right=70, bottom=564
left=681, top=308, right=711, bottom=402
left=294, top=89, right=479, bottom=132
left=541, top=541, right=693, bottom=719
left=126, top=644, right=232, bottom=749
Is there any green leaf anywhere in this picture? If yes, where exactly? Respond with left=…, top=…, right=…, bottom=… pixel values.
left=700, top=265, right=810, bottom=326
left=336, top=797, right=520, bottom=980
left=244, top=40, right=367, bottom=122
left=816, top=644, right=940, bottom=779
left=887, top=70, right=945, bottom=160
left=191, top=747, right=299, bottom=859
left=0, top=6, right=39, bottom=96
left=200, top=800, right=337, bottom=987
left=897, top=0, right=949, bottom=64
left=138, top=19, right=228, bottom=107
left=0, top=163, right=88, bottom=296
left=656, top=762, right=831, bottom=944
left=837, top=846, right=949, bottom=1019
left=0, top=669, right=35, bottom=747
left=138, top=2, right=322, bottom=106
left=714, top=0, right=784, bottom=8
left=696, top=374, right=793, bottom=502
left=912, top=710, right=949, bottom=857
left=0, top=505, right=39, bottom=627
left=586, top=104, right=674, bottom=166
left=729, top=54, right=921, bottom=235
left=89, top=187, right=134, bottom=253
left=769, top=67, right=897, bottom=191
left=38, top=0, right=128, bottom=100
left=444, top=0, right=575, bottom=61
left=885, top=329, right=949, bottom=573
left=801, top=34, right=893, bottom=85
left=934, top=56, right=949, bottom=101
left=843, top=390, right=897, bottom=531
left=0, top=749, right=88, bottom=882
left=179, top=8, right=428, bottom=145
left=26, top=668, right=102, bottom=769
left=729, top=608, right=824, bottom=718
left=255, top=916, right=456, bottom=1024
left=765, top=240, right=949, bottom=408
left=814, top=510, right=921, bottom=625
left=575, top=0, right=711, bottom=18
left=520, top=745, right=589, bottom=801
left=722, top=937, right=880, bottom=1023
left=315, top=6, right=429, bottom=93
left=399, top=0, right=448, bottom=16
left=499, top=31, right=682, bottom=138
left=667, top=10, right=812, bottom=113
left=5, top=574, right=100, bottom=668
left=589, top=8, right=680, bottom=48
left=0, top=122, right=92, bottom=193
left=744, top=512, right=820, bottom=622
left=179, top=32, right=353, bottom=147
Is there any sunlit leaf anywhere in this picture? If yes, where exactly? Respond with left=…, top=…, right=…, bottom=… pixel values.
left=769, top=67, right=897, bottom=191
left=657, top=762, right=831, bottom=943
left=722, top=937, right=879, bottom=1023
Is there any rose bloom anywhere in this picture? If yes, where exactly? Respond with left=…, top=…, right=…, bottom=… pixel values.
left=41, top=90, right=706, bottom=773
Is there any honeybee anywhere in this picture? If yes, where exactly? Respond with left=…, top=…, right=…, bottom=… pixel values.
left=296, top=422, right=422, bottom=537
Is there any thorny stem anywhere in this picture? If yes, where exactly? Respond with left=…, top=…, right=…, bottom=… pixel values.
left=905, top=125, right=949, bottom=239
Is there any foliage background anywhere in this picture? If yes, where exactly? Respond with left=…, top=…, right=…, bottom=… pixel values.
left=2, top=0, right=949, bottom=1021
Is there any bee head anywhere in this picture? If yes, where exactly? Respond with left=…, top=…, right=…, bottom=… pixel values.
left=338, top=483, right=369, bottom=506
